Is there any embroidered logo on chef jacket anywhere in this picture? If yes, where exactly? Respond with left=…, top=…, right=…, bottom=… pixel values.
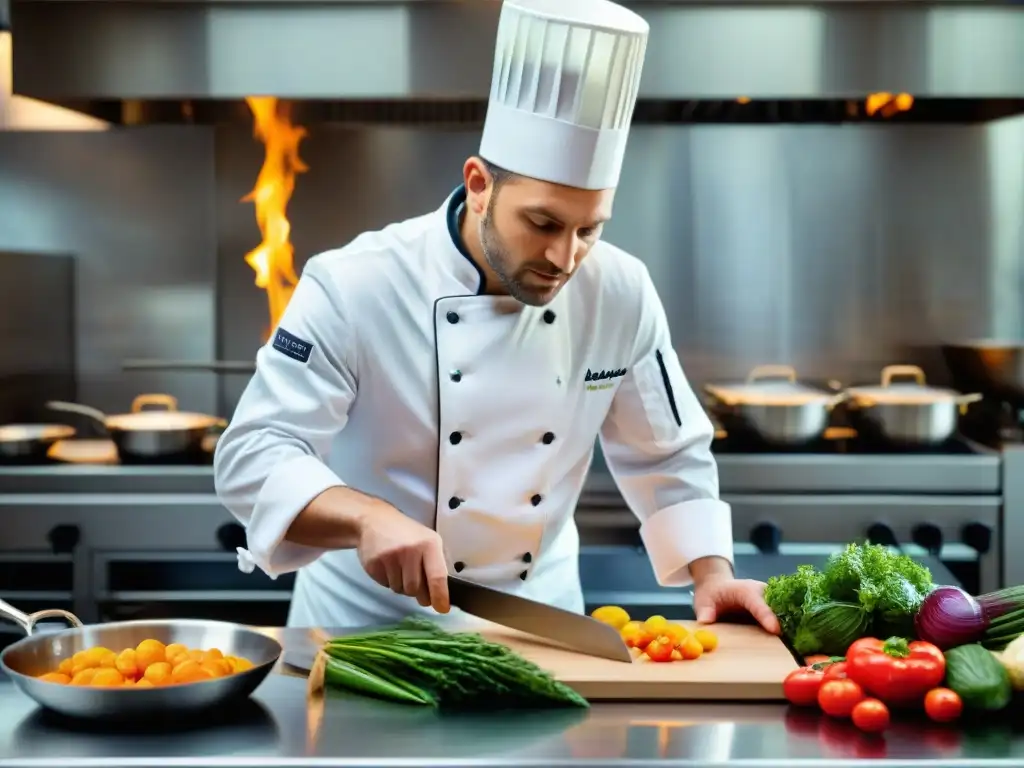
left=272, top=328, right=314, bottom=363
left=584, top=367, right=628, bottom=391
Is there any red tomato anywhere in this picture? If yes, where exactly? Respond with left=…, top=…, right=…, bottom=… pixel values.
left=645, top=638, right=674, bottom=663
left=924, top=688, right=963, bottom=723
left=818, top=679, right=865, bottom=717
left=851, top=698, right=890, bottom=732
left=784, top=668, right=826, bottom=707
left=845, top=638, right=881, bottom=658
left=823, top=661, right=849, bottom=680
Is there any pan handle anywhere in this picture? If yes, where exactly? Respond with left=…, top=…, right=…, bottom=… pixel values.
left=45, top=401, right=109, bottom=432
left=132, top=393, right=178, bottom=413
left=826, top=392, right=849, bottom=409
left=746, top=365, right=798, bottom=384
left=0, top=597, right=83, bottom=636
left=881, top=365, right=926, bottom=387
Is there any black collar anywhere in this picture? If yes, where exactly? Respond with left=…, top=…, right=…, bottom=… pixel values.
left=445, top=185, right=485, bottom=296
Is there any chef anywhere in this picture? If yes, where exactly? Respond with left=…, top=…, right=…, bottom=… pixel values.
left=214, top=0, right=780, bottom=635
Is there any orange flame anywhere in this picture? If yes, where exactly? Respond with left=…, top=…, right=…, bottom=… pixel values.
left=242, top=96, right=309, bottom=340
left=866, top=92, right=914, bottom=118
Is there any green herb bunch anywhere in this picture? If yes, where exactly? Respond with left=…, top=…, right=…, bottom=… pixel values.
left=322, top=617, right=589, bottom=711
left=764, top=542, right=934, bottom=656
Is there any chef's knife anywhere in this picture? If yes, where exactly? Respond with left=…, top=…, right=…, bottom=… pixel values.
left=446, top=575, right=633, bottom=663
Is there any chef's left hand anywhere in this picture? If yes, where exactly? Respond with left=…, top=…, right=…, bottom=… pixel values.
left=690, top=559, right=781, bottom=635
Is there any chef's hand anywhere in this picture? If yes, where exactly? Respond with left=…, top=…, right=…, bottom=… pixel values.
left=357, top=505, right=451, bottom=614
left=690, top=557, right=781, bottom=635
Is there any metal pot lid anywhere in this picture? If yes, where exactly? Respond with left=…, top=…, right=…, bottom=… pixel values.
left=706, top=365, right=839, bottom=406
left=106, top=411, right=223, bottom=431
left=846, top=365, right=979, bottom=404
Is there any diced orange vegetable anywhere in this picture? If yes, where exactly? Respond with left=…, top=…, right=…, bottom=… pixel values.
left=679, top=635, right=704, bottom=660
left=693, top=629, right=718, bottom=652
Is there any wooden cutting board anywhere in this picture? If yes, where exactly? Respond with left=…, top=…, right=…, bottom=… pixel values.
left=293, top=619, right=799, bottom=702
left=476, top=619, right=798, bottom=701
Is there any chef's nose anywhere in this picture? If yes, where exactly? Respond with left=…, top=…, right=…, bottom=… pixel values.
left=546, top=237, right=578, bottom=274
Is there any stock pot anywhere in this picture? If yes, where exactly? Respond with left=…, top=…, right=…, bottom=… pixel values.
left=844, top=365, right=982, bottom=447
left=704, top=365, right=845, bottom=446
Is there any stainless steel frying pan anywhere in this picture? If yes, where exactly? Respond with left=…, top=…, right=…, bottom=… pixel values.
left=0, top=424, right=76, bottom=461
left=0, top=598, right=282, bottom=721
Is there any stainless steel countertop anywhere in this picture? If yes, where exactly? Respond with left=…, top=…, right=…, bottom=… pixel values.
left=0, top=628, right=1023, bottom=767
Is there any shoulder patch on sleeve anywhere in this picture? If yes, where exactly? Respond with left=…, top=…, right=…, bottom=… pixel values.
left=272, top=328, right=314, bottom=363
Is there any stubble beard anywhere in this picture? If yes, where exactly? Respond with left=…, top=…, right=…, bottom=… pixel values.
left=478, top=207, right=554, bottom=308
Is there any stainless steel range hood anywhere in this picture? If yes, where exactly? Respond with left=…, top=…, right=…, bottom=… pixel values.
left=0, top=0, right=108, bottom=129
left=9, top=0, right=1024, bottom=124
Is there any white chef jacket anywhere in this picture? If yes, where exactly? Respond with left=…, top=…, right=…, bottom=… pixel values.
left=214, top=185, right=734, bottom=629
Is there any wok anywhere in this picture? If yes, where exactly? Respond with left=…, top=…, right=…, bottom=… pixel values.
left=0, top=598, right=282, bottom=722
left=45, top=394, right=226, bottom=461
left=941, top=341, right=1024, bottom=409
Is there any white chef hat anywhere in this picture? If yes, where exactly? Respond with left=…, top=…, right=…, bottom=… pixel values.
left=479, top=0, right=649, bottom=191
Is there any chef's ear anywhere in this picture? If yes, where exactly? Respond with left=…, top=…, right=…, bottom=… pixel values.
left=462, top=156, right=491, bottom=215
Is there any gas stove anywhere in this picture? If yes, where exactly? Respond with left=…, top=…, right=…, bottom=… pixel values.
left=582, top=419, right=1003, bottom=595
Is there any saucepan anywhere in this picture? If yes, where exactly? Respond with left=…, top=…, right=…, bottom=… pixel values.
left=0, top=597, right=282, bottom=721
left=0, top=424, right=77, bottom=462
left=704, top=365, right=846, bottom=446
left=844, top=365, right=982, bottom=447
left=45, top=394, right=226, bottom=462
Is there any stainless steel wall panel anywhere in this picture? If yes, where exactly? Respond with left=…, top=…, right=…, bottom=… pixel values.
left=1, top=120, right=1022, bottom=422
left=0, top=128, right=218, bottom=413
left=214, top=121, right=1024, bottom=415
left=0, top=251, right=76, bottom=421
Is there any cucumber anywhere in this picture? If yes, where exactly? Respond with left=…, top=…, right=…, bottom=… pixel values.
left=802, top=601, right=870, bottom=656
left=944, top=643, right=1012, bottom=711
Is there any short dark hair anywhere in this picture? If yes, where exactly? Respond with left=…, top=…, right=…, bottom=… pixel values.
left=481, top=158, right=517, bottom=194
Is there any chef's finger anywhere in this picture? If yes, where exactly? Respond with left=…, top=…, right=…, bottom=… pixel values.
left=692, top=592, right=716, bottom=624
left=742, top=590, right=781, bottom=634
left=422, top=547, right=450, bottom=614
left=364, top=560, right=389, bottom=590
left=696, top=606, right=716, bottom=624
left=384, top=560, right=405, bottom=595
left=403, top=562, right=424, bottom=604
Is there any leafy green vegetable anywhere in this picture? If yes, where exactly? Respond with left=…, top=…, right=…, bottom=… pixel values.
left=764, top=542, right=934, bottom=656
left=322, top=617, right=589, bottom=711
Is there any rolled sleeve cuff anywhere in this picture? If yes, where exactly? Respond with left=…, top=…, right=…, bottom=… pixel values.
left=242, top=454, right=345, bottom=579
left=639, top=499, right=734, bottom=587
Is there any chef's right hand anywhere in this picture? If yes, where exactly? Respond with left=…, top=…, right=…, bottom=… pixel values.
left=356, top=505, right=451, bottom=614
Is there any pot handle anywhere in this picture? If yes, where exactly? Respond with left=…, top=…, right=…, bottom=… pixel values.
left=880, top=365, right=926, bottom=387
left=956, top=392, right=984, bottom=414
left=45, top=401, right=110, bottom=432
left=132, top=393, right=179, bottom=413
left=0, top=597, right=82, bottom=636
left=746, top=365, right=797, bottom=384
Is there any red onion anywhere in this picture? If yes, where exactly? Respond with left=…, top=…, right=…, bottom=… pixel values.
left=913, top=585, right=989, bottom=650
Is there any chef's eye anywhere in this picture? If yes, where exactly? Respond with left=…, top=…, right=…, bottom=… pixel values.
left=528, top=217, right=559, bottom=233
left=578, top=227, right=597, bottom=239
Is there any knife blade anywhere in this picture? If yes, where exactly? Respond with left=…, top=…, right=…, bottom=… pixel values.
left=447, top=575, right=633, bottom=663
